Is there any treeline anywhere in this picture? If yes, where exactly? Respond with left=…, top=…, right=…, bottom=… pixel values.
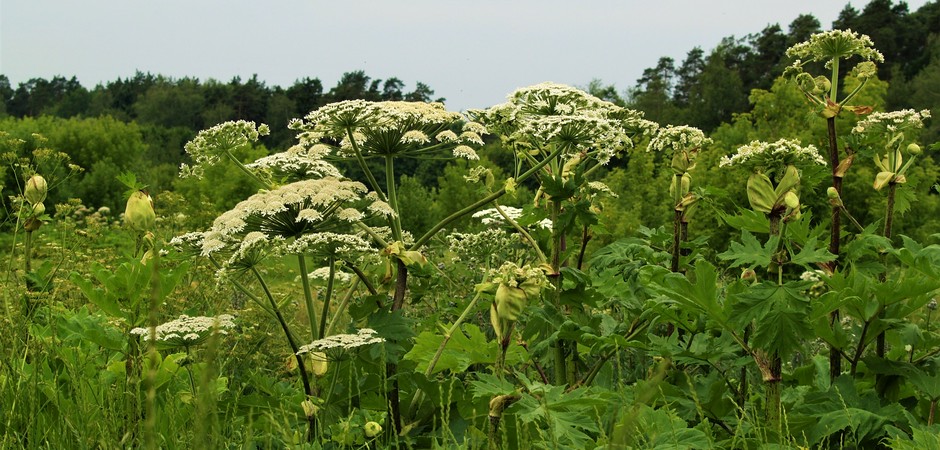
left=0, top=71, right=441, bottom=149
left=605, top=0, right=939, bottom=141
left=1, top=0, right=938, bottom=224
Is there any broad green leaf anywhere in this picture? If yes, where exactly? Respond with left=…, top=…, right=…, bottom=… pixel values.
left=718, top=230, right=778, bottom=269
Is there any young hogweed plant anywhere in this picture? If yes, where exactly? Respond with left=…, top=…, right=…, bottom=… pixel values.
left=470, top=83, right=657, bottom=388
left=648, top=125, right=711, bottom=272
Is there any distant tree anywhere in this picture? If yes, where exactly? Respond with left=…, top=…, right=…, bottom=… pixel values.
left=326, top=71, right=380, bottom=102
left=674, top=47, right=705, bottom=108
left=6, top=76, right=88, bottom=117
left=134, top=77, right=205, bottom=129
left=0, top=75, right=12, bottom=116
left=287, top=77, right=324, bottom=114
left=787, top=14, right=822, bottom=46
left=628, top=57, right=679, bottom=124
left=230, top=74, right=270, bottom=122
left=382, top=77, right=405, bottom=101
left=585, top=79, right=626, bottom=106
left=404, top=81, right=440, bottom=102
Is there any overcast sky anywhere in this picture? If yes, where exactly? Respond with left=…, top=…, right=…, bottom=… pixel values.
left=0, top=0, right=931, bottom=112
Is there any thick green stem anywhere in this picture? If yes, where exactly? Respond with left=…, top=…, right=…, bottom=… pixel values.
left=24, top=230, right=33, bottom=275
left=408, top=289, right=485, bottom=415
left=413, top=146, right=565, bottom=250
left=385, top=155, right=403, bottom=242
left=250, top=267, right=313, bottom=398
left=325, top=278, right=360, bottom=337
left=876, top=182, right=898, bottom=358
left=345, top=129, right=386, bottom=202
left=548, top=199, right=569, bottom=384
left=826, top=116, right=844, bottom=381
left=494, top=203, right=547, bottom=263
left=224, top=149, right=271, bottom=189
left=829, top=58, right=840, bottom=104
left=297, top=255, right=319, bottom=342
left=671, top=209, right=682, bottom=273
left=318, top=256, right=336, bottom=339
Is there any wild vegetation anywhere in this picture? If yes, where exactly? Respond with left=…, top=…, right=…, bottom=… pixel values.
left=2, top=1, right=940, bottom=449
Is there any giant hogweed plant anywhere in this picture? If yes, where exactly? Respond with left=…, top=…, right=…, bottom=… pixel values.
left=784, top=29, right=883, bottom=379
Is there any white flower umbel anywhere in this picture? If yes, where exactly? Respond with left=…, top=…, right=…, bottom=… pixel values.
left=470, top=82, right=657, bottom=165
left=200, top=177, right=371, bottom=256
left=181, top=121, right=270, bottom=179
left=296, top=328, right=385, bottom=356
left=473, top=206, right=552, bottom=229
left=131, top=314, right=236, bottom=348
left=245, top=143, right=343, bottom=181
left=785, top=29, right=884, bottom=64
left=852, top=109, right=931, bottom=136
left=720, top=139, right=827, bottom=172
left=292, top=100, right=484, bottom=159
left=648, top=125, right=712, bottom=154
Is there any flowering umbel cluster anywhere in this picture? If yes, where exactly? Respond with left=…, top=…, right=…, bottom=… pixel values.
left=131, top=314, right=236, bottom=348
left=470, top=82, right=658, bottom=165
left=723, top=139, right=824, bottom=216
left=852, top=109, right=931, bottom=190
left=289, top=100, right=486, bottom=160
left=296, top=328, right=385, bottom=356
left=181, top=120, right=270, bottom=179
left=720, top=139, right=827, bottom=174
left=785, top=29, right=884, bottom=65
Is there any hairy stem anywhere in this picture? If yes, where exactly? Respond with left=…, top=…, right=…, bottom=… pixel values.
left=297, top=254, right=319, bottom=342
left=827, top=115, right=844, bottom=381
left=413, top=146, right=565, bottom=250
left=318, top=255, right=336, bottom=339
left=877, top=182, right=898, bottom=358
left=494, top=203, right=547, bottom=263
left=345, top=129, right=386, bottom=202
left=250, top=267, right=313, bottom=398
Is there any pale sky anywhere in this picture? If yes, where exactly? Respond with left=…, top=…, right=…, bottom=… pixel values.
left=0, top=0, right=931, bottom=112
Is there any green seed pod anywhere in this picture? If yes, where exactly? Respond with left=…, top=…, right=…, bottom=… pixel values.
left=907, top=143, right=922, bottom=155
left=125, top=190, right=155, bottom=232
left=24, top=175, right=47, bottom=205
left=747, top=173, right=776, bottom=213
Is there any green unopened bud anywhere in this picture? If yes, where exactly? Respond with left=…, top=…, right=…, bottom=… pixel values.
left=813, top=76, right=831, bottom=95
left=873, top=171, right=895, bottom=191
left=301, top=399, right=319, bottom=419
left=827, top=187, right=843, bottom=208
left=741, top=268, right=757, bottom=282
left=31, top=202, right=46, bottom=217
left=855, top=61, right=877, bottom=80
left=670, top=151, right=694, bottom=174
left=310, top=352, right=328, bottom=377
left=783, top=191, right=800, bottom=210
left=746, top=173, right=775, bottom=214
left=495, top=284, right=527, bottom=321
left=774, top=165, right=801, bottom=198
left=907, top=143, right=922, bottom=155
left=364, top=421, right=383, bottom=438
left=125, top=190, right=155, bottom=232
left=24, top=175, right=48, bottom=205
